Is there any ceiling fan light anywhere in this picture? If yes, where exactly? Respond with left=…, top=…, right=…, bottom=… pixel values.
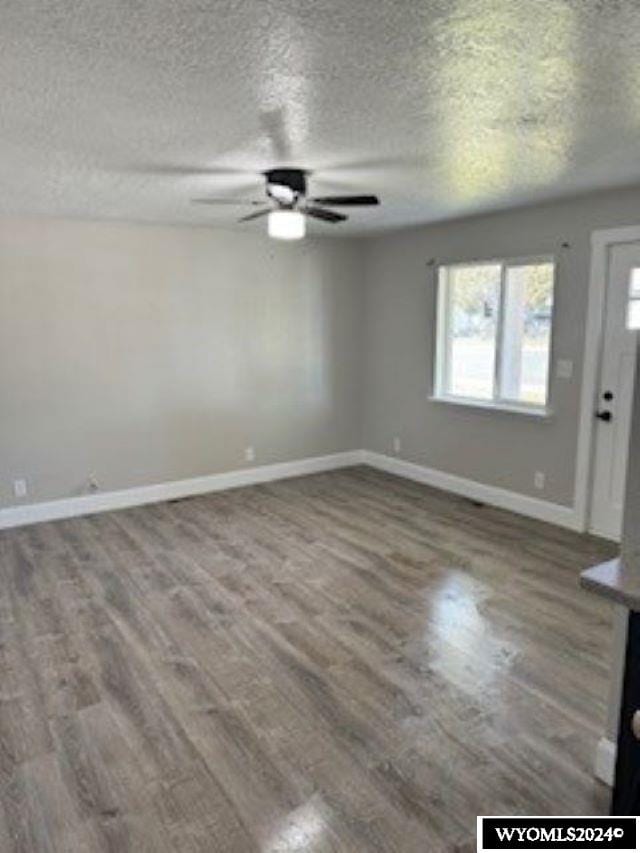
left=268, top=210, right=305, bottom=240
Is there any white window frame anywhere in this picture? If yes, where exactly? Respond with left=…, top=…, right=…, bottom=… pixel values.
left=432, top=254, right=556, bottom=417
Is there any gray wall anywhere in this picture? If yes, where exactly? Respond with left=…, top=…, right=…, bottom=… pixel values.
left=362, top=186, right=640, bottom=507
left=0, top=218, right=364, bottom=507
left=5, top=186, right=640, bottom=512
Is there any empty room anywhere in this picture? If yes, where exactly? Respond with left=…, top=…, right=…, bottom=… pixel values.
left=2, top=1, right=640, bottom=850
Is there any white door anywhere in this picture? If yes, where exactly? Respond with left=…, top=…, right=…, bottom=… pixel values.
left=590, top=241, right=640, bottom=540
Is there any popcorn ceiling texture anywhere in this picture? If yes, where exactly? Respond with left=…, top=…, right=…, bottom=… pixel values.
left=2, top=0, right=640, bottom=232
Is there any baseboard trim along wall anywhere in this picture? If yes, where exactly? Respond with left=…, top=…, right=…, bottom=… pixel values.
left=0, top=450, right=366, bottom=530
left=0, top=449, right=584, bottom=532
left=594, top=737, right=616, bottom=787
left=361, top=451, right=583, bottom=532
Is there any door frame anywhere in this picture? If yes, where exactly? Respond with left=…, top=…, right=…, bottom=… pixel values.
left=575, top=224, right=640, bottom=536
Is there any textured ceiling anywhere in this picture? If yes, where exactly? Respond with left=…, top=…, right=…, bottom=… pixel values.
left=2, top=0, right=640, bottom=234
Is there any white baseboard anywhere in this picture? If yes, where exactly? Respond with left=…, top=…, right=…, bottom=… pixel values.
left=594, top=736, right=616, bottom=787
left=0, top=450, right=365, bottom=530
left=361, top=451, right=582, bottom=531
left=0, top=448, right=582, bottom=534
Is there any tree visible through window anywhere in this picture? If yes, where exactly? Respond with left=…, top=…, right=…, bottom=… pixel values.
left=435, top=258, right=555, bottom=408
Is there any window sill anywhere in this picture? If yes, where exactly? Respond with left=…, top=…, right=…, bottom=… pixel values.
left=428, top=394, right=553, bottom=420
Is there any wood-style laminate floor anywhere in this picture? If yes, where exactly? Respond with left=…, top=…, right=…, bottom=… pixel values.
left=0, top=466, right=617, bottom=852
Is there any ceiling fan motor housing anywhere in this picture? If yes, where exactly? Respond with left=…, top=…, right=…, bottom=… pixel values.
left=264, top=168, right=308, bottom=202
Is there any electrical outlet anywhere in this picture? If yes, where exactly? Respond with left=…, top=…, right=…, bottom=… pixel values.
left=534, top=471, right=545, bottom=490
left=556, top=359, right=573, bottom=380
left=393, top=436, right=401, bottom=454
left=13, top=478, right=27, bottom=499
left=245, top=446, right=255, bottom=463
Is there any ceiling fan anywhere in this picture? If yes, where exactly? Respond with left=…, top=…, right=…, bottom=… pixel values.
left=191, top=168, right=380, bottom=239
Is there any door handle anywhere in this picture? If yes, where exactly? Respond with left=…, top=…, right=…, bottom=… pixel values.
left=595, top=410, right=613, bottom=422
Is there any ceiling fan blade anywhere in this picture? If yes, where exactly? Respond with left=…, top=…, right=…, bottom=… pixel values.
left=192, top=197, right=264, bottom=206
left=124, top=163, right=255, bottom=181
left=238, top=207, right=271, bottom=223
left=302, top=205, right=347, bottom=224
left=129, top=163, right=254, bottom=177
left=307, top=194, right=380, bottom=207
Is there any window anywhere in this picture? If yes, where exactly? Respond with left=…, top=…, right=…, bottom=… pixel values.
left=628, top=268, right=640, bottom=329
left=434, top=257, right=555, bottom=411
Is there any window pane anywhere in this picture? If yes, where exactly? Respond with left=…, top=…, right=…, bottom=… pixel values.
left=446, top=264, right=501, bottom=400
left=500, top=262, right=554, bottom=406
left=630, top=268, right=640, bottom=298
left=628, top=298, right=640, bottom=329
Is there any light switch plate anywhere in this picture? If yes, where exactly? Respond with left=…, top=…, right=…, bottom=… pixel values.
left=556, top=359, right=573, bottom=379
left=13, top=478, right=27, bottom=498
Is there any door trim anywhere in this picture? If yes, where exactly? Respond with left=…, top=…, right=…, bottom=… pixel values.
left=575, top=225, right=640, bottom=537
